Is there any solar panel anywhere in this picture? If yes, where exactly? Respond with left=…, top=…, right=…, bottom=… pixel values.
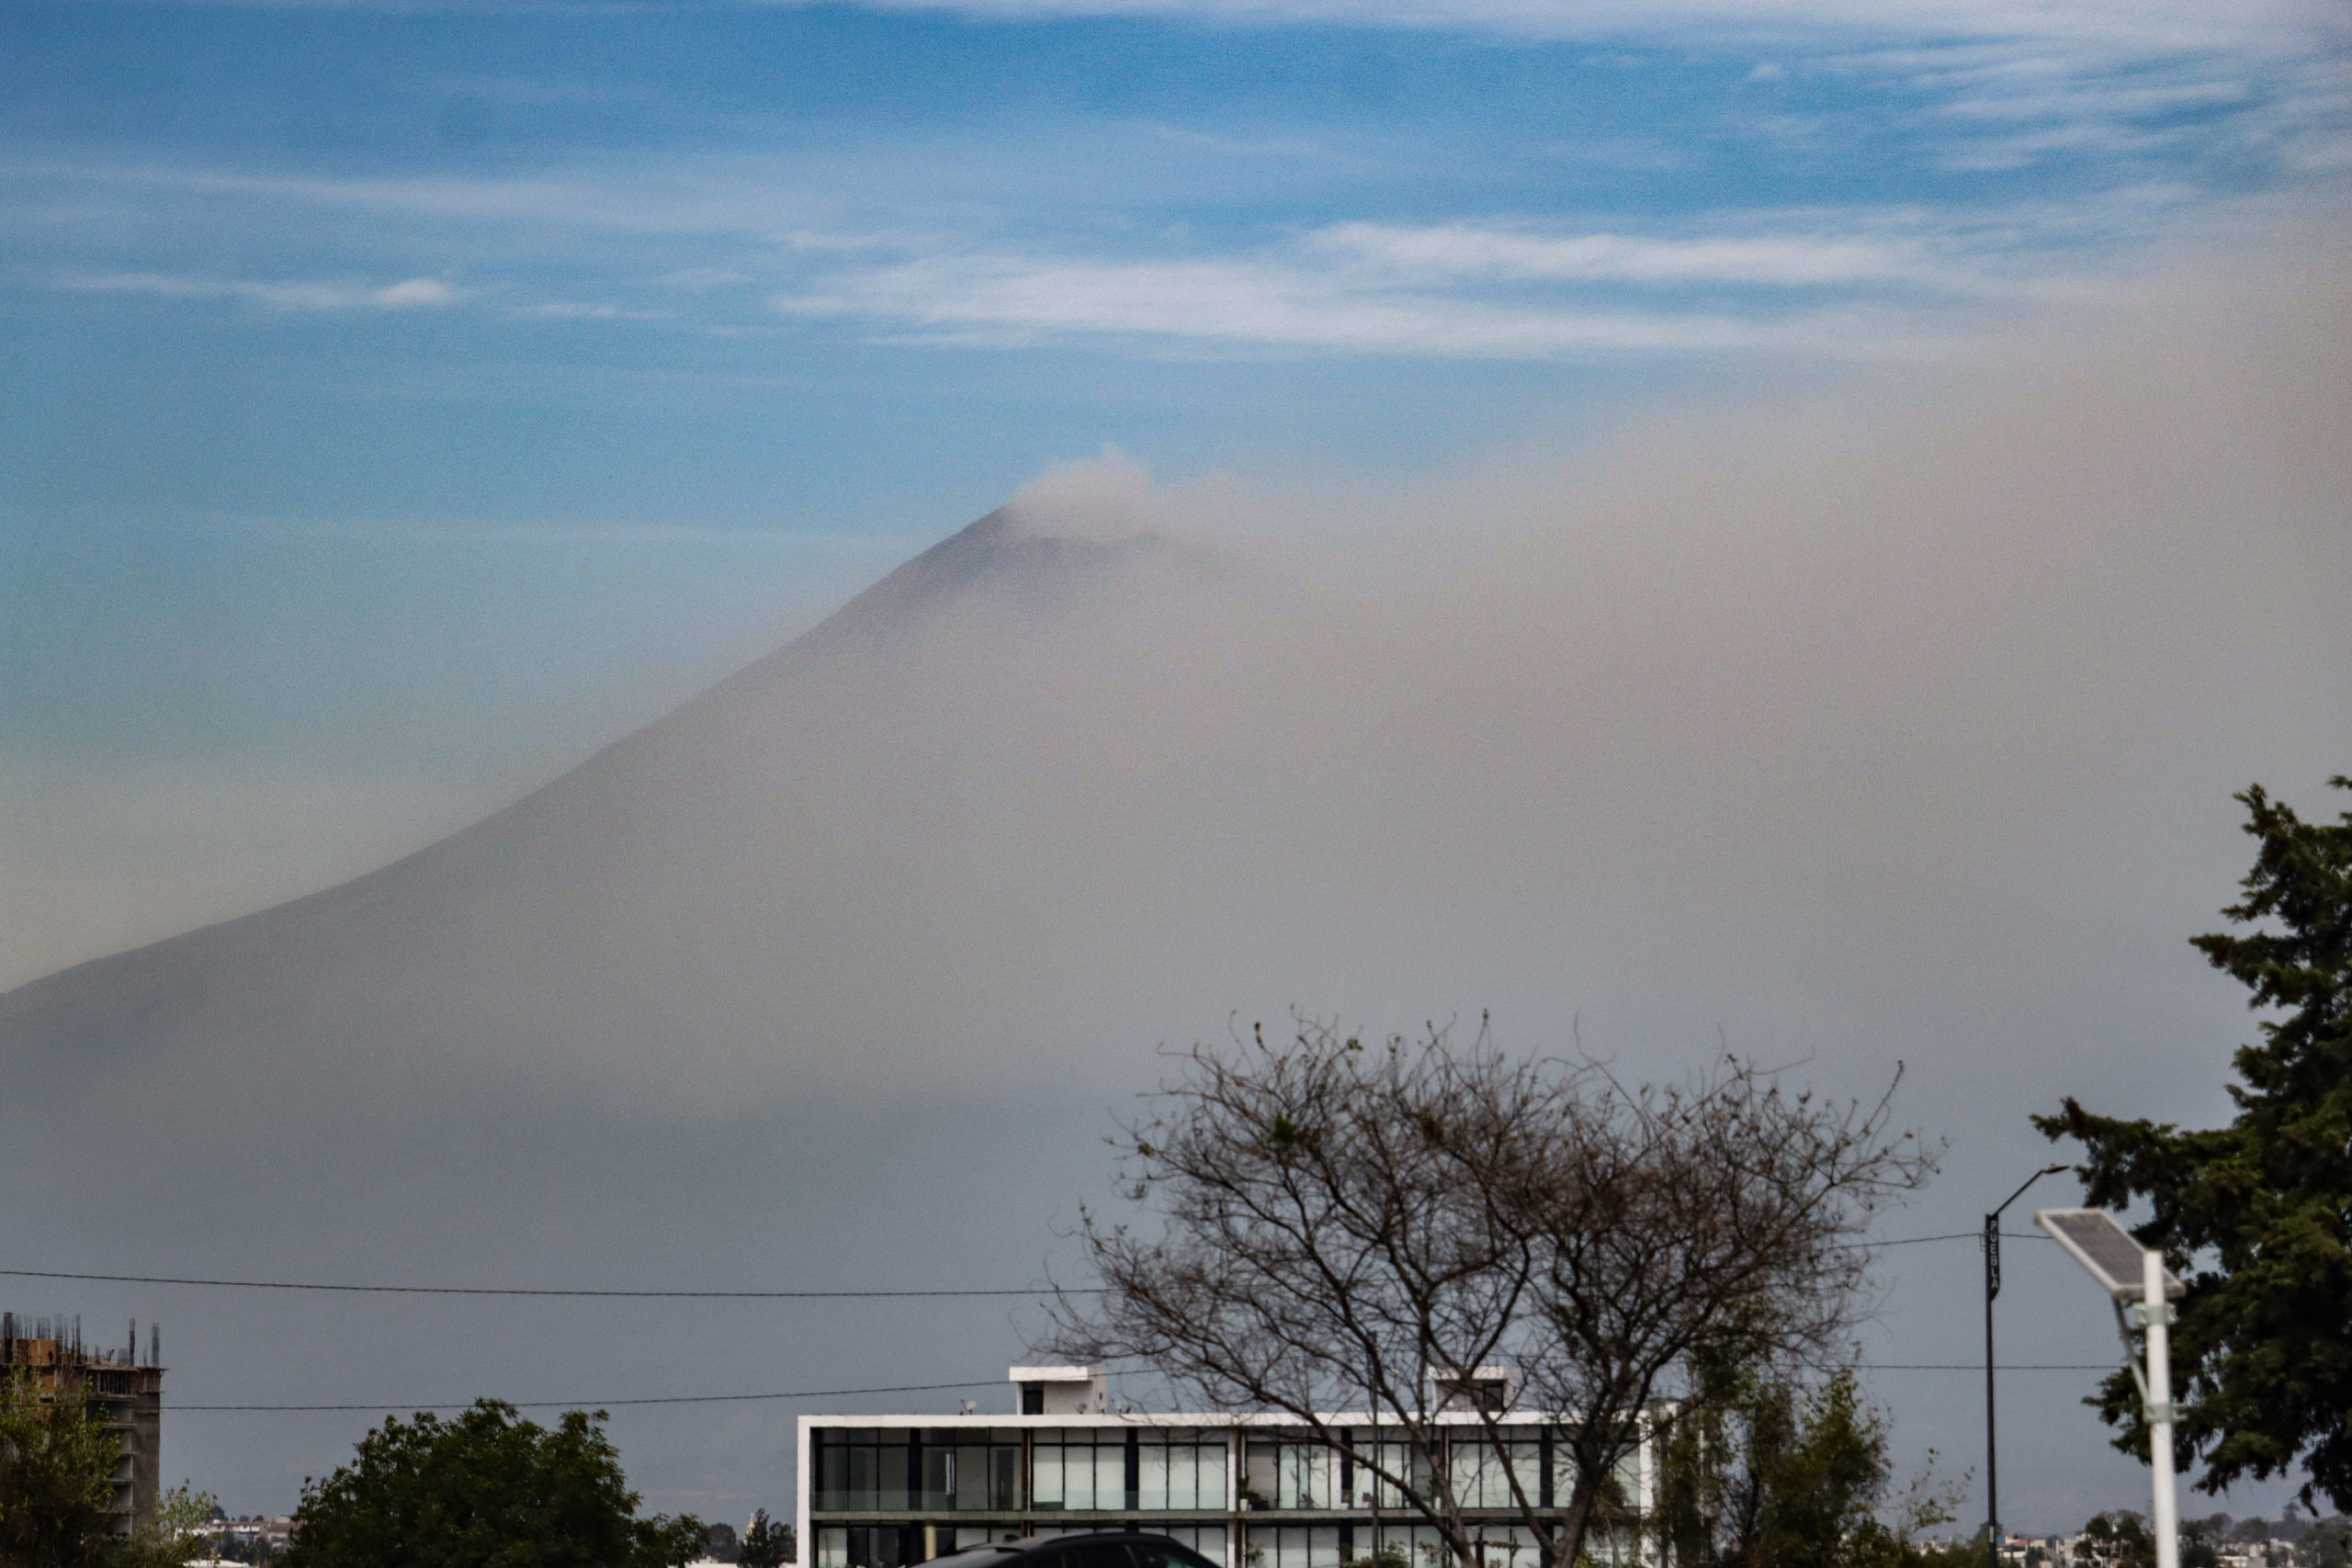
left=2034, top=1208, right=2186, bottom=1301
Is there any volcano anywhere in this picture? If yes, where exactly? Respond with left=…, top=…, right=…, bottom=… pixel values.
left=0, top=505, right=1238, bottom=1113
left=3, top=288, right=2349, bottom=1517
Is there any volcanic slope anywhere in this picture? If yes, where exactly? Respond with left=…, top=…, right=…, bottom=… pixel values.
left=0, top=506, right=1242, bottom=1114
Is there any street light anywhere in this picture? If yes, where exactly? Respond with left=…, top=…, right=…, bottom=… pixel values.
left=1984, top=1164, right=2074, bottom=1568
left=2035, top=1207, right=2188, bottom=1568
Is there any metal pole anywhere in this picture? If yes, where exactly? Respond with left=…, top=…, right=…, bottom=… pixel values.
left=2145, top=1249, right=2178, bottom=1568
left=1984, top=1213, right=2000, bottom=1568
left=1984, top=1165, right=2069, bottom=1568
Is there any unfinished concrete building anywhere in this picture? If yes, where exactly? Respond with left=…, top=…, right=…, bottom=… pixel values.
left=1, top=1313, right=164, bottom=1535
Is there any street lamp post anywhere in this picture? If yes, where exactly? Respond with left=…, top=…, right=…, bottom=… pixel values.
left=1984, top=1164, right=2073, bottom=1568
left=2034, top=1208, right=2187, bottom=1568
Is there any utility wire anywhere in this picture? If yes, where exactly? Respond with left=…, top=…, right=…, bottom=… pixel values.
left=1864, top=1364, right=2113, bottom=1371
left=0, top=1232, right=2042, bottom=1301
left=170, top=1365, right=2117, bottom=1415
left=18, top=1233, right=2102, bottom=1416
left=1855, top=1232, right=2056, bottom=1249
left=0, top=1268, right=1085, bottom=1299
left=171, top=1380, right=1007, bottom=1413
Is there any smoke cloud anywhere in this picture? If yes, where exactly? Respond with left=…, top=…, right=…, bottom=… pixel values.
left=1, top=233, right=2345, bottom=1526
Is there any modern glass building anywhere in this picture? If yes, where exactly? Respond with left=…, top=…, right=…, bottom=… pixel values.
left=797, top=1368, right=1654, bottom=1568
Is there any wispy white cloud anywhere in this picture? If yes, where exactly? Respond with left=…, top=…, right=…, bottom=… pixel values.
left=5, top=131, right=2263, bottom=362
left=1931, top=75, right=2251, bottom=124
left=4, top=23, right=2331, bottom=364
left=775, top=249, right=1940, bottom=358
left=513, top=299, right=671, bottom=320
left=1310, top=220, right=1927, bottom=287
left=56, top=269, right=464, bottom=310
left=0, top=156, right=837, bottom=243
left=764, top=195, right=2194, bottom=358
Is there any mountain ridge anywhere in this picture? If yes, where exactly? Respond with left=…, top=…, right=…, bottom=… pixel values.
left=0, top=505, right=1186, bottom=1045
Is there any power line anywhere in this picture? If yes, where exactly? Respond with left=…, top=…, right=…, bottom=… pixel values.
left=1863, top=1364, right=2114, bottom=1371
left=1858, top=1232, right=2056, bottom=1249
left=0, top=1268, right=1084, bottom=1300
left=171, top=1379, right=1007, bottom=1413
left=171, top=1364, right=2119, bottom=1416
left=0, top=1231, right=2037, bottom=1301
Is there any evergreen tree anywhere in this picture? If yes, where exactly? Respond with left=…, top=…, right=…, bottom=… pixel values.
left=2037, top=776, right=2352, bottom=1508
left=740, top=1509, right=794, bottom=1568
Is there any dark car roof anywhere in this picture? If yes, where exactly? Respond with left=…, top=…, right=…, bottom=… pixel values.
left=929, top=1534, right=1217, bottom=1568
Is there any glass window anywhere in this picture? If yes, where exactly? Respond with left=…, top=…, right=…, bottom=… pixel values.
left=1464, top=1526, right=1542, bottom=1568
left=1609, top=1443, right=1643, bottom=1512
left=821, top=1432, right=1024, bottom=1515
left=1341, top=1439, right=1412, bottom=1510
left=1139, top=1443, right=1171, bottom=1509
left=823, top=1442, right=885, bottom=1511
left=944, top=1528, right=1025, bottom=1553
left=1243, top=1526, right=1340, bottom=1568
left=1244, top=1440, right=1330, bottom=1510
left=953, top=1445, right=1021, bottom=1510
left=818, top=1526, right=913, bottom=1568
left=1578, top=1529, right=1640, bottom=1568
left=1139, top=1438, right=1228, bottom=1511
left=1445, top=1438, right=1539, bottom=1510
left=817, top=1431, right=919, bottom=1511
left=1361, top=1527, right=1542, bottom=1568
left=1363, top=1526, right=1446, bottom=1568
left=1034, top=1432, right=1129, bottom=1511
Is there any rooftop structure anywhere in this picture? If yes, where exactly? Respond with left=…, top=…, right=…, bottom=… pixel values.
left=798, top=1367, right=1653, bottom=1568
left=1, top=1313, right=165, bottom=1535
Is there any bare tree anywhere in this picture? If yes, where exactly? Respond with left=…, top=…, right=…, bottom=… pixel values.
left=1047, top=1016, right=1934, bottom=1568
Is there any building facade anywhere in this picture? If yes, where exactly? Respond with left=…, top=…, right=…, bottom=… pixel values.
left=798, top=1369, right=1652, bottom=1568
left=1, top=1314, right=165, bottom=1535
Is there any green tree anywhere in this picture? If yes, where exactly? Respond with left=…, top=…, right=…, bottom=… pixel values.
left=2036, top=777, right=2352, bottom=1509
left=2076, top=1512, right=2154, bottom=1568
left=0, top=1371, right=214, bottom=1568
left=740, top=1509, right=794, bottom=1568
left=1657, top=1365, right=1963, bottom=1568
left=2306, top=1517, right=2352, bottom=1568
left=117, top=1482, right=228, bottom=1568
left=277, top=1399, right=703, bottom=1568
left=0, top=1369, right=120, bottom=1568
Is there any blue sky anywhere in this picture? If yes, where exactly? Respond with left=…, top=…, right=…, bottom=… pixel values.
left=3, top=0, right=2348, bottom=976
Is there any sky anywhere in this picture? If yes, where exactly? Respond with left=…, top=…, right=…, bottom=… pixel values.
left=6, top=0, right=2350, bottom=977
left=4, top=0, right=2352, bottom=1541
